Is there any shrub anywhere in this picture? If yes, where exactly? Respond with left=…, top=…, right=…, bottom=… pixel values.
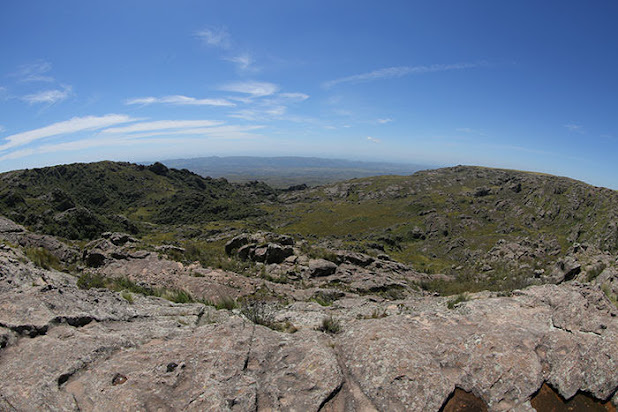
left=311, top=290, right=340, bottom=306
left=76, top=273, right=197, bottom=305
left=447, top=293, right=470, bottom=309
left=77, top=273, right=107, bottom=289
left=587, top=263, right=607, bottom=282
left=214, top=295, right=238, bottom=310
left=165, top=289, right=194, bottom=304
left=25, top=247, right=62, bottom=271
left=601, top=284, right=617, bottom=307
left=318, top=316, right=341, bottom=334
left=121, top=290, right=134, bottom=303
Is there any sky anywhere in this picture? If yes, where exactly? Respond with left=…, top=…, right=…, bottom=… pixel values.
left=1, top=1, right=617, bottom=188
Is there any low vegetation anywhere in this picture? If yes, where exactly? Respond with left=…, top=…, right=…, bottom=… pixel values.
left=24, top=247, right=63, bottom=271
left=318, top=316, right=341, bottom=334
left=4, top=161, right=618, bottom=298
left=447, top=293, right=470, bottom=309
left=76, top=273, right=197, bottom=304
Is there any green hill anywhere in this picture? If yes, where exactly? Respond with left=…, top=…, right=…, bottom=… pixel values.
left=0, top=161, right=275, bottom=239
left=269, top=165, right=618, bottom=290
left=1, top=161, right=616, bottom=293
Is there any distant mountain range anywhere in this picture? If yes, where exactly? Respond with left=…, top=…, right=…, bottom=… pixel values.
left=158, top=156, right=433, bottom=188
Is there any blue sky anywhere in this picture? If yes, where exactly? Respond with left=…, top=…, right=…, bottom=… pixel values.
left=1, top=1, right=617, bottom=188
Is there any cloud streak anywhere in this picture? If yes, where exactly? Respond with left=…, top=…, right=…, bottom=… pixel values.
left=367, top=136, right=381, bottom=143
left=102, top=120, right=223, bottom=134
left=125, top=95, right=235, bottom=107
left=323, top=62, right=486, bottom=88
left=0, top=114, right=136, bottom=152
left=13, top=61, right=54, bottom=82
left=115, top=125, right=265, bottom=140
left=21, top=85, right=72, bottom=105
left=0, top=125, right=265, bottom=162
left=224, top=53, right=254, bottom=71
left=221, top=81, right=279, bottom=97
left=195, top=27, right=231, bottom=49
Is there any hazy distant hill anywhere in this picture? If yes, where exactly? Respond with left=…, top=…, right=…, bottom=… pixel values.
left=159, top=156, right=432, bottom=188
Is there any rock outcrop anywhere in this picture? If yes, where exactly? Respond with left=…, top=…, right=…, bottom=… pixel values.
left=1, top=236, right=616, bottom=411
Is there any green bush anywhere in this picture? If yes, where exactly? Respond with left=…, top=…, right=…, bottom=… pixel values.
left=77, top=273, right=107, bottom=289
left=214, top=295, right=238, bottom=310
left=76, top=273, right=197, bottom=304
left=165, top=289, right=194, bottom=304
left=318, top=316, right=341, bottom=334
left=310, top=290, right=340, bottom=306
left=121, top=290, right=134, bottom=303
left=24, top=247, right=62, bottom=271
left=447, top=293, right=470, bottom=309
left=587, top=263, right=607, bottom=281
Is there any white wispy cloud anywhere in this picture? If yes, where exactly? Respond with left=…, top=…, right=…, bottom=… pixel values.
left=102, top=120, right=223, bottom=134
left=377, top=118, right=393, bottom=124
left=564, top=123, right=584, bottom=133
left=0, top=114, right=136, bottom=152
left=277, top=92, right=310, bottom=102
left=224, top=53, right=254, bottom=71
left=13, top=61, right=54, bottom=82
left=229, top=106, right=288, bottom=121
left=125, top=95, right=235, bottom=107
left=21, top=85, right=72, bottom=105
left=117, top=125, right=265, bottom=140
left=323, top=62, right=486, bottom=88
left=195, top=27, right=231, bottom=49
left=227, top=90, right=310, bottom=122
left=0, top=122, right=265, bottom=162
left=367, top=136, right=381, bottom=143
left=220, top=81, right=279, bottom=97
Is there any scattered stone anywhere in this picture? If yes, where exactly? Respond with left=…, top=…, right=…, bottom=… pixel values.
left=474, top=186, right=492, bottom=197
left=111, top=373, right=128, bottom=386
left=308, top=259, right=338, bottom=277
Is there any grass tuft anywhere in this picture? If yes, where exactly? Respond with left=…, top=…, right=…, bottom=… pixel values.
left=318, top=316, right=341, bottom=334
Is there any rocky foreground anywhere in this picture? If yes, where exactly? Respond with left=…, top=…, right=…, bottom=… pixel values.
left=1, top=219, right=617, bottom=411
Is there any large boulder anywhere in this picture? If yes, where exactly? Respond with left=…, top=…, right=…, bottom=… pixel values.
left=308, top=259, right=338, bottom=277
left=224, top=234, right=252, bottom=255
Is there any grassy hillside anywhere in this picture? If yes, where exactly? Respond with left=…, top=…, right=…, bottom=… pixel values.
left=0, top=161, right=275, bottom=239
left=269, top=166, right=618, bottom=288
left=1, top=161, right=616, bottom=294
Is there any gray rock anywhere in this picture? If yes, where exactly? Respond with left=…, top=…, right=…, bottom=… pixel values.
left=474, top=186, right=492, bottom=197
left=0, top=216, right=80, bottom=263
left=252, top=246, right=268, bottom=262
left=263, top=243, right=294, bottom=264
left=102, top=232, right=137, bottom=246
left=337, top=251, right=375, bottom=267
left=237, top=243, right=256, bottom=260
left=225, top=234, right=251, bottom=255
left=0, top=216, right=25, bottom=233
left=308, top=259, right=338, bottom=277
left=0, top=238, right=616, bottom=411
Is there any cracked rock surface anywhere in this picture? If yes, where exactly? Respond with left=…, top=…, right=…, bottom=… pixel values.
left=0, top=242, right=617, bottom=411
